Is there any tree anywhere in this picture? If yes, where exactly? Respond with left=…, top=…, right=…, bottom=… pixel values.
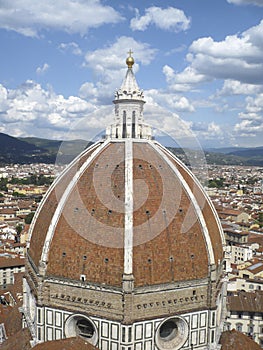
left=16, top=224, right=23, bottom=235
left=0, top=178, right=8, bottom=192
left=208, top=178, right=224, bottom=188
left=25, top=212, right=35, bottom=224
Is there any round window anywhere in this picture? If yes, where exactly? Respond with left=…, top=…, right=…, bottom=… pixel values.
left=155, top=316, right=188, bottom=350
left=76, top=318, right=95, bottom=338
left=64, top=314, right=98, bottom=345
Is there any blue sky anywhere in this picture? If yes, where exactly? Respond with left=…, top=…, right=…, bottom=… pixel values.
left=0, top=0, right=263, bottom=148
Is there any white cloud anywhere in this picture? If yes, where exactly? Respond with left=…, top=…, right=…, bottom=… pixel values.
left=146, top=89, right=195, bottom=113
left=218, top=80, right=262, bottom=96
left=143, top=103, right=195, bottom=143
left=191, top=121, right=225, bottom=141
left=0, top=81, right=98, bottom=139
left=79, top=82, right=99, bottom=103
left=234, top=119, right=263, bottom=134
left=165, top=20, right=263, bottom=95
left=242, top=94, right=263, bottom=115
left=189, top=34, right=262, bottom=59
left=84, top=36, right=156, bottom=69
left=227, top=0, right=263, bottom=6
left=81, top=36, right=157, bottom=103
left=163, top=65, right=208, bottom=92
left=58, top=42, right=82, bottom=56
left=36, top=63, right=49, bottom=75
left=234, top=93, right=263, bottom=137
left=130, top=6, right=191, bottom=32
left=187, top=20, right=263, bottom=84
left=0, top=0, right=123, bottom=37
left=0, top=36, right=159, bottom=141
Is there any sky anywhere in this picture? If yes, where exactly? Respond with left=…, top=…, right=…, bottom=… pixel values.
left=0, top=0, right=263, bottom=148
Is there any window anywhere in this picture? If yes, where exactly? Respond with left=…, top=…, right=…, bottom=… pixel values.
left=128, top=327, right=132, bottom=342
left=225, top=323, right=231, bottom=331
left=38, top=309, right=41, bottom=323
left=37, top=328, right=41, bottom=341
left=122, top=112, right=126, bottom=138
left=80, top=275, right=86, bottom=282
left=132, top=112, right=135, bottom=138
left=76, top=319, right=95, bottom=339
left=211, top=330, right=215, bottom=343
left=236, top=323, right=242, bottom=332
left=212, top=312, right=215, bottom=326
left=155, top=317, right=189, bottom=350
left=249, top=284, right=254, bottom=290
left=122, top=327, right=126, bottom=342
left=65, top=315, right=97, bottom=343
left=248, top=325, right=254, bottom=336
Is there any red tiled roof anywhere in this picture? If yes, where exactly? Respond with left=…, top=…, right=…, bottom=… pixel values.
left=34, top=337, right=99, bottom=350
left=28, top=141, right=224, bottom=288
left=0, top=304, right=22, bottom=337
left=220, top=329, right=261, bottom=350
left=0, top=255, right=25, bottom=268
left=0, top=328, right=32, bottom=350
left=228, top=291, right=263, bottom=313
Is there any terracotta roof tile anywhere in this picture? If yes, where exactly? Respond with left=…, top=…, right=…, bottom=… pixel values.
left=220, top=329, right=261, bottom=350
left=0, top=328, right=32, bottom=350
left=28, top=140, right=224, bottom=287
left=0, top=255, right=25, bottom=268
left=33, top=337, right=99, bottom=350
left=228, top=291, right=263, bottom=313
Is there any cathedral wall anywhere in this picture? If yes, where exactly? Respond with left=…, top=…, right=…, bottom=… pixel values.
left=34, top=305, right=218, bottom=349
left=42, top=279, right=124, bottom=320
left=35, top=277, right=219, bottom=323
left=131, top=284, right=210, bottom=321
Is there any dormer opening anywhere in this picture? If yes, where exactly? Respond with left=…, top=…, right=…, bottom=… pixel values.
left=132, top=111, right=136, bottom=138
left=122, top=111, right=127, bottom=138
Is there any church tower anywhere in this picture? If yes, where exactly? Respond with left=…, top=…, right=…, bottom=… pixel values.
left=22, top=52, right=227, bottom=350
left=106, top=50, right=151, bottom=140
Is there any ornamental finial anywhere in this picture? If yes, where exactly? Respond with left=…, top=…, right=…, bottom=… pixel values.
left=126, top=49, right=134, bottom=68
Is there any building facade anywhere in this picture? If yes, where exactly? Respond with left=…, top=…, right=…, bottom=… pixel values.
left=22, top=54, right=227, bottom=350
left=226, top=291, right=263, bottom=347
left=0, top=254, right=25, bottom=288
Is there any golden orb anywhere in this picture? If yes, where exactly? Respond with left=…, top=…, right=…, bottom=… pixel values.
left=126, top=50, right=134, bottom=68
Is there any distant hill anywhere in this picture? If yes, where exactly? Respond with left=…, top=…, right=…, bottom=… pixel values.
left=206, top=147, right=248, bottom=154
left=19, top=136, right=92, bottom=164
left=0, top=132, right=262, bottom=166
left=228, top=146, right=263, bottom=157
left=204, top=146, right=263, bottom=166
left=0, top=133, right=55, bottom=164
left=19, top=137, right=63, bottom=153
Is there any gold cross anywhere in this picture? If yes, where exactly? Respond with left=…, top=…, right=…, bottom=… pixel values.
left=127, top=49, right=133, bottom=57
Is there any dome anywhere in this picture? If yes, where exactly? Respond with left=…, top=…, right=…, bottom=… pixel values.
left=28, top=139, right=224, bottom=287
left=23, top=53, right=226, bottom=350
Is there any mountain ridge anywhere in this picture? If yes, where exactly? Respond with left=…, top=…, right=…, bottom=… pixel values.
left=0, top=132, right=262, bottom=166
